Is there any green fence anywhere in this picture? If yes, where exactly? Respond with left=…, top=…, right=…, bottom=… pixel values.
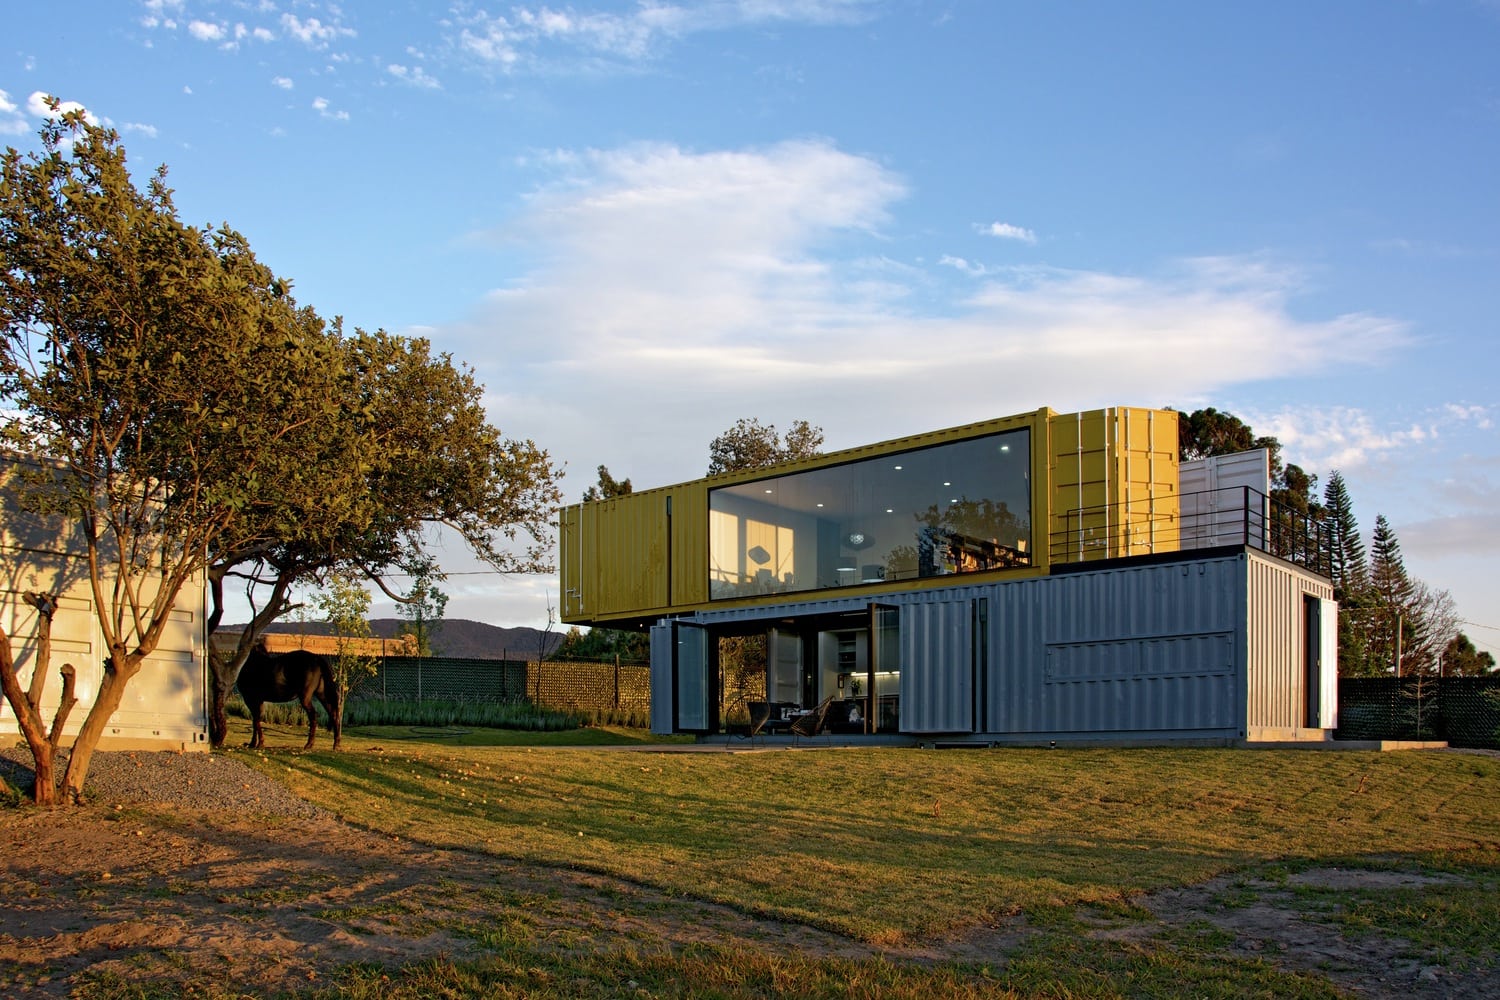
left=353, top=656, right=651, bottom=718
left=1336, top=676, right=1500, bottom=749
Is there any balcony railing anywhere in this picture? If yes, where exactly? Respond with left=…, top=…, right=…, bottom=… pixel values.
left=1048, top=485, right=1330, bottom=577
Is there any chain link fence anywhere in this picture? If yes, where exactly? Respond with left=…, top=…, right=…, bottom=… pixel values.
left=1335, top=676, right=1500, bottom=749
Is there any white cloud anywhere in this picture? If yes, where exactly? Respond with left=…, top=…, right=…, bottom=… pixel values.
left=272, top=76, right=294, bottom=90
left=1444, top=402, right=1494, bottom=430
left=453, top=0, right=880, bottom=69
left=311, top=96, right=350, bottom=121
left=25, top=91, right=96, bottom=124
left=0, top=89, right=25, bottom=135
left=121, top=121, right=160, bottom=138
left=188, top=20, right=225, bottom=42
left=387, top=64, right=442, bottom=89
left=141, top=0, right=182, bottom=30
left=939, top=255, right=988, bottom=277
left=1252, top=406, right=1437, bottom=472
left=979, top=221, right=1037, bottom=244
left=282, top=13, right=356, bottom=49
left=427, top=140, right=1411, bottom=517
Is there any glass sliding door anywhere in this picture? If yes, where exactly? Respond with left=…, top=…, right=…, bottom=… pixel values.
left=673, top=621, right=712, bottom=732
left=868, top=604, right=901, bottom=733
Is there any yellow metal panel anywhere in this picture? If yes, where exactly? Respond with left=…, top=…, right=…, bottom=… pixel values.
left=1047, top=407, right=1178, bottom=563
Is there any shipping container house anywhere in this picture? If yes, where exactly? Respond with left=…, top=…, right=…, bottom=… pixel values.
left=1, top=459, right=209, bottom=752
left=560, top=406, right=1336, bottom=744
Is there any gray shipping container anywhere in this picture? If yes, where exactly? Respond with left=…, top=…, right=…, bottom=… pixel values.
left=658, top=547, right=1335, bottom=744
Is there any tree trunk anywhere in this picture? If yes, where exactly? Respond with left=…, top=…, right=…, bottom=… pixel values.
left=0, top=625, right=59, bottom=807
left=31, top=751, right=56, bottom=808
left=61, top=654, right=141, bottom=803
left=48, top=663, right=77, bottom=751
left=209, top=667, right=232, bottom=748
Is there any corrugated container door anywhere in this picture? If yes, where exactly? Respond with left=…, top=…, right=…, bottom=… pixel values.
left=649, top=620, right=712, bottom=734
left=673, top=622, right=711, bottom=732
left=900, top=600, right=973, bottom=733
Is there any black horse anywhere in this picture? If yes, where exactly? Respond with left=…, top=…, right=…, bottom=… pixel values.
left=236, top=648, right=342, bottom=751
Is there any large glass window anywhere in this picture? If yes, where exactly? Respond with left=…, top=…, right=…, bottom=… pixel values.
left=708, top=429, right=1031, bottom=599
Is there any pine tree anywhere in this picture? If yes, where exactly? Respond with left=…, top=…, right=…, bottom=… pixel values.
left=1321, top=471, right=1368, bottom=599
left=1367, top=515, right=1424, bottom=675
left=1442, top=633, right=1498, bottom=676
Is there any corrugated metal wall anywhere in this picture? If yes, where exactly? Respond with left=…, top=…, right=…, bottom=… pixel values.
left=1180, top=450, right=1271, bottom=550
left=899, top=598, right=973, bottom=733
left=1244, top=550, right=1334, bottom=731
left=1047, top=407, right=1179, bottom=564
left=984, top=556, right=1245, bottom=737
left=649, top=622, right=674, bottom=734
left=676, top=552, right=1268, bottom=740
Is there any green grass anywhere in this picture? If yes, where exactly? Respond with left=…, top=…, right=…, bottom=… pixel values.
left=347, top=723, right=683, bottom=747
left=62, top=722, right=1500, bottom=997
left=232, top=728, right=1500, bottom=945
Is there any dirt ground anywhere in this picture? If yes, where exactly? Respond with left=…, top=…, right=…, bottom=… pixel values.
left=1, top=789, right=1496, bottom=997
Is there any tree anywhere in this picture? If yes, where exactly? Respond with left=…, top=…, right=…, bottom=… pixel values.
left=1177, top=407, right=1271, bottom=463
left=0, top=587, right=79, bottom=806
left=311, top=569, right=378, bottom=712
left=1400, top=579, right=1459, bottom=677
left=1441, top=633, right=1497, bottom=676
left=707, top=418, right=824, bottom=475
left=1320, top=471, right=1368, bottom=599
left=1359, top=515, right=1460, bottom=676
left=554, top=625, right=649, bottom=662
left=1320, top=470, right=1376, bottom=676
left=2, top=109, right=562, bottom=795
left=395, top=552, right=448, bottom=657
left=581, top=465, right=632, bottom=501
left=0, top=108, right=351, bottom=800
left=200, top=263, right=562, bottom=750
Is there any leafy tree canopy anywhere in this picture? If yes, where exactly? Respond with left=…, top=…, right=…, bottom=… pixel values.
left=582, top=465, right=633, bottom=501
left=707, top=417, right=823, bottom=476
left=554, top=625, right=648, bottom=662
left=1, top=108, right=562, bottom=778
left=1442, top=633, right=1497, bottom=676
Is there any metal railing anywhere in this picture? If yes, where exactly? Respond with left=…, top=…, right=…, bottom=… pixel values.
left=1049, top=485, right=1330, bottom=576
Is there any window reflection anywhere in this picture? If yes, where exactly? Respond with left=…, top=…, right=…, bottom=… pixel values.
left=709, top=429, right=1031, bottom=599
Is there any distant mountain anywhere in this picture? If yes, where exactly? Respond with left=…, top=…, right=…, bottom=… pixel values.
left=225, top=619, right=564, bottom=660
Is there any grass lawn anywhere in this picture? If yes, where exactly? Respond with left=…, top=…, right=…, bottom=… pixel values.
left=217, top=721, right=1500, bottom=997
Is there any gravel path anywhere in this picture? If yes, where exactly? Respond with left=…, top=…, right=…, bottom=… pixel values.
left=0, top=745, right=326, bottom=816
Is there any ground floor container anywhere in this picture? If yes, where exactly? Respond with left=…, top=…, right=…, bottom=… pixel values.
left=652, top=546, right=1336, bottom=745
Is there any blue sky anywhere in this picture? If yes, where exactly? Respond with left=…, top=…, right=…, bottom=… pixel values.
left=5, top=1, right=1497, bottom=654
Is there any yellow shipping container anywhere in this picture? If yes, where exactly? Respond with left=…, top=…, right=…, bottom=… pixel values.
left=562, top=406, right=1180, bottom=629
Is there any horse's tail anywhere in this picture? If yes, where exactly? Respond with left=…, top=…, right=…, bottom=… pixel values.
left=322, top=657, right=341, bottom=713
